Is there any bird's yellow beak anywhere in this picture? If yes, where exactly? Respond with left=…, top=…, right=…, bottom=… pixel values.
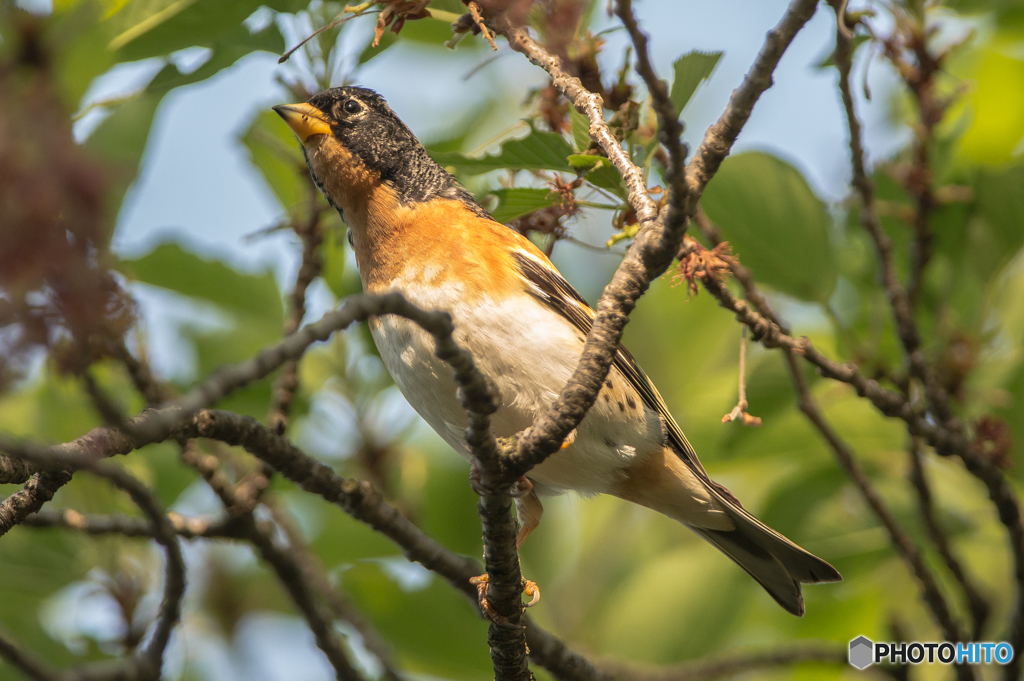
left=273, top=103, right=333, bottom=143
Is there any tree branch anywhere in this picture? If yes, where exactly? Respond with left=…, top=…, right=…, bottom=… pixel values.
left=22, top=508, right=240, bottom=539
left=0, top=445, right=186, bottom=679
left=179, top=442, right=365, bottom=681
left=269, top=182, right=326, bottom=435
left=830, top=6, right=1024, bottom=672
left=691, top=214, right=973, bottom=676
left=908, top=439, right=991, bottom=639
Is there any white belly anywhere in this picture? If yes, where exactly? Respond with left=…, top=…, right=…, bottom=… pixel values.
left=368, top=282, right=664, bottom=496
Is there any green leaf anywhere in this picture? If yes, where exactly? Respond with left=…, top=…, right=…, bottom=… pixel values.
left=319, top=228, right=351, bottom=300
left=358, top=29, right=398, bottom=65
left=145, top=23, right=285, bottom=95
left=430, top=127, right=574, bottom=175
left=84, top=92, right=162, bottom=215
left=669, top=50, right=722, bottom=115
left=972, top=162, right=1024, bottom=278
left=105, top=0, right=298, bottom=61
left=568, top=154, right=628, bottom=200
left=488, top=188, right=559, bottom=223
left=700, top=151, right=836, bottom=302
left=569, top=105, right=591, bottom=152
left=118, top=242, right=282, bottom=321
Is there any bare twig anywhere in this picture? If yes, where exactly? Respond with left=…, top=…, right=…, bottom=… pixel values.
left=278, top=9, right=371, bottom=64
left=692, top=211, right=973, bottom=678
left=22, top=508, right=240, bottom=539
left=782, top=351, right=971, bottom=658
left=830, top=6, right=1024, bottom=672
left=468, top=2, right=498, bottom=50
left=909, top=440, right=991, bottom=639
left=721, top=327, right=761, bottom=427
left=0, top=626, right=61, bottom=681
left=500, top=27, right=658, bottom=225
left=0, top=470, right=73, bottom=538
left=492, top=0, right=817, bottom=485
left=180, top=442, right=364, bottom=681
left=269, top=185, right=326, bottom=435
left=82, top=371, right=128, bottom=427
left=182, top=409, right=611, bottom=681
left=0, top=445, right=186, bottom=679
left=267, top=504, right=404, bottom=681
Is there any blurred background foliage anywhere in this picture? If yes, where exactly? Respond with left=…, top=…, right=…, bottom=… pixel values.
left=0, top=0, right=1023, bottom=679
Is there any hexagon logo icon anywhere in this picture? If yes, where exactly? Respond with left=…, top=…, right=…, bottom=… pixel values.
left=849, top=636, right=874, bottom=670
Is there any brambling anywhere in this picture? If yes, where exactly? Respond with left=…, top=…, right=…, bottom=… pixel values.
left=274, top=86, right=841, bottom=616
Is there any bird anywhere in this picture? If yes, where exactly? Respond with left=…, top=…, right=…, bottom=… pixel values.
left=274, top=86, right=841, bottom=617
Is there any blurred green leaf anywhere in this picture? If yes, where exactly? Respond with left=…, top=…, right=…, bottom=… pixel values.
left=319, top=228, right=350, bottom=300
left=430, top=127, right=574, bottom=175
left=105, top=0, right=298, bottom=62
left=118, top=242, right=282, bottom=320
left=669, top=50, right=722, bottom=114
left=358, top=28, right=398, bottom=64
left=146, top=23, right=285, bottom=95
left=343, top=561, right=491, bottom=678
left=85, top=92, right=161, bottom=215
left=760, top=465, right=848, bottom=537
left=488, top=187, right=559, bottom=223
left=972, top=162, right=1024, bottom=276
left=701, top=151, right=836, bottom=302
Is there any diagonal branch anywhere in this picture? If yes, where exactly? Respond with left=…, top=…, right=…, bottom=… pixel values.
left=493, top=0, right=819, bottom=484
left=0, top=445, right=186, bottom=680
left=179, top=443, right=365, bottom=681
left=691, top=214, right=973, bottom=677
left=830, top=5, right=1024, bottom=673
left=182, top=409, right=608, bottom=681
left=908, top=439, right=991, bottom=639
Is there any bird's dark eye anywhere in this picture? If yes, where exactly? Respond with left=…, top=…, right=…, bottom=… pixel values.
left=343, top=99, right=361, bottom=114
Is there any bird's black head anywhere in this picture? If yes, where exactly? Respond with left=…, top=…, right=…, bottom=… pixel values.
left=302, top=87, right=419, bottom=179
left=273, top=86, right=486, bottom=213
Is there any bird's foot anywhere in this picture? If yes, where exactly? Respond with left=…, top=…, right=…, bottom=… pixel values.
left=469, top=574, right=540, bottom=625
left=469, top=459, right=533, bottom=499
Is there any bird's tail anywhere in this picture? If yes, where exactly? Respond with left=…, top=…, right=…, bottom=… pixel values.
left=692, top=492, right=841, bottom=616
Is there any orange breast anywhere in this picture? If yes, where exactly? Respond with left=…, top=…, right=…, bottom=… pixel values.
left=356, top=196, right=546, bottom=304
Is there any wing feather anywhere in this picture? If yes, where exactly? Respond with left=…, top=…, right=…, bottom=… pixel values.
left=510, top=250, right=742, bottom=506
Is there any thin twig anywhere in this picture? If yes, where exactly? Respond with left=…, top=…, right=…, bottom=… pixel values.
left=692, top=212, right=973, bottom=678
left=179, top=443, right=363, bottom=681
left=22, top=508, right=240, bottom=539
left=269, top=183, right=326, bottom=435
left=0, top=446, right=186, bottom=679
left=909, top=439, right=991, bottom=639
left=467, top=2, right=498, bottom=51
left=278, top=10, right=370, bottom=64
left=830, top=6, right=1024, bottom=673
left=721, top=326, right=760, bottom=426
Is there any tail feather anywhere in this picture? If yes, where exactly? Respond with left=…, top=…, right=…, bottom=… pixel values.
left=693, top=490, right=842, bottom=617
